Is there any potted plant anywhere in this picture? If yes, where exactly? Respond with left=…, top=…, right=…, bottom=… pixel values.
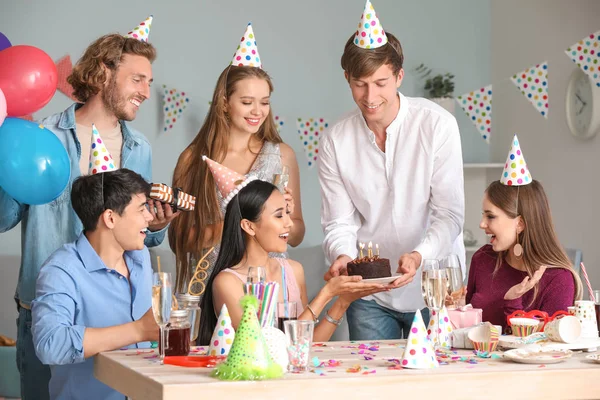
left=415, top=63, right=456, bottom=114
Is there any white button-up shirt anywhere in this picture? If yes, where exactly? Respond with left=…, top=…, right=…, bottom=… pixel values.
left=319, top=92, right=465, bottom=312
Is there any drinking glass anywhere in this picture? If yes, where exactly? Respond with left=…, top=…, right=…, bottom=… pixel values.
left=284, top=320, right=314, bottom=373
left=247, top=266, right=266, bottom=284
left=421, top=259, right=447, bottom=347
left=442, top=254, right=465, bottom=308
left=273, top=165, right=290, bottom=192
left=152, top=272, right=173, bottom=364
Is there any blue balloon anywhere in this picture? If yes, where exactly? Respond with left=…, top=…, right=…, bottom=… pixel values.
left=0, top=117, right=71, bottom=205
left=0, top=32, right=11, bottom=52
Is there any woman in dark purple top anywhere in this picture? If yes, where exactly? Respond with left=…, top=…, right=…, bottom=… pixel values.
left=466, top=180, right=582, bottom=331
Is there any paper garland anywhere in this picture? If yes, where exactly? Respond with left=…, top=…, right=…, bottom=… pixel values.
left=55, top=55, right=76, bottom=101
left=565, top=30, right=600, bottom=88
left=296, top=117, right=329, bottom=168
left=456, top=84, right=492, bottom=143
left=510, top=62, right=549, bottom=118
left=274, top=115, right=285, bottom=133
left=162, top=85, right=190, bottom=132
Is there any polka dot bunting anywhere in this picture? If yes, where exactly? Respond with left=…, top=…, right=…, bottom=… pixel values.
left=209, top=304, right=235, bottom=356
left=354, top=0, right=388, bottom=49
left=230, top=23, right=262, bottom=69
left=565, top=30, right=600, bottom=88
left=456, top=84, right=492, bottom=143
left=296, top=117, right=329, bottom=168
left=426, top=306, right=453, bottom=349
left=500, top=134, right=532, bottom=186
left=124, top=15, right=153, bottom=42
left=162, top=85, right=190, bottom=132
left=401, top=309, right=439, bottom=369
left=274, top=115, right=285, bottom=134
left=510, top=61, right=549, bottom=119
left=88, top=124, right=117, bottom=175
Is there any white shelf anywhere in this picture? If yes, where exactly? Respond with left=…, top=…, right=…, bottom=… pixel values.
left=463, top=163, right=504, bottom=169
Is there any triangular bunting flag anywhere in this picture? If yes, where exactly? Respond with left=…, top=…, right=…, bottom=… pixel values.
left=510, top=62, right=549, bottom=118
left=456, top=85, right=492, bottom=143
left=296, top=117, right=329, bottom=168
left=162, top=85, right=190, bottom=132
left=55, top=55, right=76, bottom=101
left=274, top=115, right=285, bottom=133
left=401, top=309, right=438, bottom=369
left=565, top=30, right=600, bottom=87
left=427, top=307, right=453, bottom=349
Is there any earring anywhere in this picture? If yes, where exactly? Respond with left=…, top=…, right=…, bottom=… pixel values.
left=514, top=231, right=523, bottom=259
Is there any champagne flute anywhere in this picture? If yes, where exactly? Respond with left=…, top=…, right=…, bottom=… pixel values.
left=273, top=165, right=290, bottom=193
left=247, top=266, right=266, bottom=284
left=421, top=259, right=447, bottom=347
left=442, top=254, right=465, bottom=308
left=152, top=272, right=173, bottom=364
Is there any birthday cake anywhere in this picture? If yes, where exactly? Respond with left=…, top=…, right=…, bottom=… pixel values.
left=347, top=256, right=391, bottom=280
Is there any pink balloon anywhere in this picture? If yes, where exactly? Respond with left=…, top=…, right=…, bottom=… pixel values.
left=0, top=45, right=58, bottom=117
left=0, top=88, right=6, bottom=127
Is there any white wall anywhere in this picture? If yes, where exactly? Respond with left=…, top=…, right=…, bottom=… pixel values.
left=491, top=0, right=600, bottom=291
left=0, top=0, right=492, bottom=339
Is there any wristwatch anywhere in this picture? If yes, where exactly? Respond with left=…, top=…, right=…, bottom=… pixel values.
left=325, top=311, right=344, bottom=326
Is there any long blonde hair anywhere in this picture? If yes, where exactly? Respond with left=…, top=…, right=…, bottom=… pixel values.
left=169, top=65, right=282, bottom=292
left=485, top=180, right=582, bottom=304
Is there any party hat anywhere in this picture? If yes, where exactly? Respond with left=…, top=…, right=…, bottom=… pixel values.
left=401, top=309, right=439, bottom=369
left=202, top=155, right=258, bottom=209
left=262, top=326, right=289, bottom=371
left=500, top=134, right=532, bottom=186
left=212, top=296, right=283, bottom=380
left=231, top=23, right=262, bottom=68
left=427, top=307, right=453, bottom=349
left=354, top=0, right=388, bottom=49
left=88, top=124, right=117, bottom=175
left=209, top=304, right=235, bottom=356
left=125, top=15, right=153, bottom=42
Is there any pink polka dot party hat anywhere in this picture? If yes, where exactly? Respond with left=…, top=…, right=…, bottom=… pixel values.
left=231, top=23, right=262, bottom=68
left=500, top=134, right=532, bottom=186
left=125, top=15, right=153, bottom=42
left=354, top=0, right=388, bottom=49
left=401, top=309, right=439, bottom=369
left=209, top=304, right=235, bottom=356
left=202, top=155, right=258, bottom=209
left=88, top=124, right=117, bottom=175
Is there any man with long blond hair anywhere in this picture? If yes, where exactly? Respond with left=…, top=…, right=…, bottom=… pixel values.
left=320, top=2, right=465, bottom=340
left=0, top=17, right=178, bottom=399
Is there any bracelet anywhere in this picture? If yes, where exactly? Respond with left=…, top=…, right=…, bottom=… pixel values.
left=324, top=311, right=344, bottom=326
left=306, top=304, right=320, bottom=324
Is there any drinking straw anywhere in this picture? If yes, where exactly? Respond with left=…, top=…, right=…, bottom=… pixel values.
left=581, top=262, right=596, bottom=302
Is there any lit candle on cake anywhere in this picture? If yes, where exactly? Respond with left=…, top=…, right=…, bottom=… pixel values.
left=359, top=242, right=365, bottom=258
left=368, top=241, right=373, bottom=258
left=376, top=244, right=379, bottom=257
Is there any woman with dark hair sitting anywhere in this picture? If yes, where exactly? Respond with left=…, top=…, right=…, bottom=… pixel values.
left=198, top=158, right=389, bottom=344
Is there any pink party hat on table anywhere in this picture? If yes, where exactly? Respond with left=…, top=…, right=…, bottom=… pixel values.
left=202, top=155, right=258, bottom=209
left=231, top=23, right=262, bottom=68
left=209, top=304, right=235, bottom=356
left=88, top=124, right=117, bottom=175
left=500, top=134, right=532, bottom=186
left=402, top=309, right=439, bottom=369
left=125, top=15, right=153, bottom=42
left=353, top=0, right=388, bottom=49
left=427, top=307, right=453, bottom=349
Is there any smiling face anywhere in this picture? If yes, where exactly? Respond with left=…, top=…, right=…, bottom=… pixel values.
left=225, top=76, right=271, bottom=136
left=102, top=54, right=153, bottom=121
left=110, top=193, right=154, bottom=251
left=480, top=193, right=523, bottom=252
left=347, top=63, right=402, bottom=127
left=246, top=190, right=293, bottom=254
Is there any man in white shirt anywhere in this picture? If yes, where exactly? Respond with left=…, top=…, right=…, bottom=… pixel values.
left=319, top=12, right=465, bottom=340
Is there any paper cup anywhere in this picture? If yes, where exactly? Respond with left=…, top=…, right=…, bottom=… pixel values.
left=575, top=300, right=598, bottom=324
left=468, top=322, right=499, bottom=352
left=568, top=306, right=576, bottom=316
left=544, top=315, right=581, bottom=343
left=509, top=317, right=540, bottom=337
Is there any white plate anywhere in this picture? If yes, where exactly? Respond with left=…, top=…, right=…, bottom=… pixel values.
left=362, top=275, right=403, bottom=284
left=499, top=335, right=600, bottom=351
left=503, top=348, right=573, bottom=364
left=585, top=354, right=600, bottom=364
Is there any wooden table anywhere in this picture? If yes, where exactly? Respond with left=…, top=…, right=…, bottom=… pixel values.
left=95, top=340, right=600, bottom=399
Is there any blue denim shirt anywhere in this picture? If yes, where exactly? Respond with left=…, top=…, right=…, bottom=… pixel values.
left=31, top=233, right=152, bottom=400
left=0, top=103, right=166, bottom=306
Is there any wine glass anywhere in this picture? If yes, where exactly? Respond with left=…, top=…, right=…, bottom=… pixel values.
left=247, top=266, right=266, bottom=284
left=421, top=259, right=447, bottom=348
left=441, top=254, right=465, bottom=308
left=152, top=272, right=173, bottom=364
left=273, top=165, right=290, bottom=193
